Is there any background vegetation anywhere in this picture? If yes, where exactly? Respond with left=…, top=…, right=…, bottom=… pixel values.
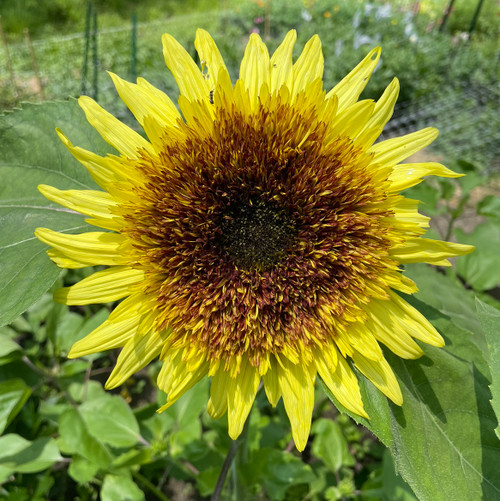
left=0, top=0, right=499, bottom=500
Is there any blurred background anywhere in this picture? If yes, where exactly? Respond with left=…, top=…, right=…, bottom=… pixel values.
left=0, top=0, right=498, bottom=171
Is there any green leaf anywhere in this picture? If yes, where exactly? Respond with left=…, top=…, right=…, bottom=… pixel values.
left=0, top=100, right=111, bottom=327
left=311, top=418, right=354, bottom=472
left=68, top=454, right=99, bottom=484
left=58, top=407, right=113, bottom=469
left=477, top=195, right=500, bottom=220
left=242, top=448, right=315, bottom=500
left=0, top=434, right=62, bottom=481
left=79, top=394, right=143, bottom=448
left=324, top=299, right=500, bottom=501
left=0, top=334, right=22, bottom=365
left=476, top=299, right=500, bottom=440
left=0, top=379, right=31, bottom=433
left=101, top=474, right=145, bottom=501
left=455, top=221, right=500, bottom=291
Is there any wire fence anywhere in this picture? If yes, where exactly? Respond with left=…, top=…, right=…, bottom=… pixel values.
left=1, top=9, right=498, bottom=171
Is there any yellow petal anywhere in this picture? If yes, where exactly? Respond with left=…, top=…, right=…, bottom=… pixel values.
left=157, top=349, right=208, bottom=411
left=227, top=358, right=260, bottom=439
left=292, top=35, right=323, bottom=96
left=56, top=129, right=126, bottom=188
left=343, top=322, right=383, bottom=361
left=270, top=30, right=296, bottom=93
left=263, top=356, right=281, bottom=406
left=38, top=184, right=121, bottom=231
left=108, top=72, right=180, bottom=129
left=389, top=162, right=463, bottom=192
left=357, top=77, right=399, bottom=147
left=327, top=47, right=381, bottom=112
left=239, top=33, right=270, bottom=107
left=277, top=355, right=315, bottom=451
left=388, top=291, right=445, bottom=347
left=78, top=96, right=154, bottom=157
left=390, top=237, right=474, bottom=265
left=35, top=228, right=127, bottom=268
left=352, top=350, right=403, bottom=405
left=370, top=128, right=438, bottom=167
left=54, top=266, right=144, bottom=305
left=316, top=345, right=368, bottom=419
left=194, top=29, right=230, bottom=90
left=105, top=328, right=169, bottom=389
left=162, top=33, right=209, bottom=103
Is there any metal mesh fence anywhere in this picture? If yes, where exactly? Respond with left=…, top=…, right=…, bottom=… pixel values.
left=1, top=11, right=499, bottom=171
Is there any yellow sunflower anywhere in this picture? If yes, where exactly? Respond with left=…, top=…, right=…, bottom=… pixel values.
left=35, top=30, right=473, bottom=450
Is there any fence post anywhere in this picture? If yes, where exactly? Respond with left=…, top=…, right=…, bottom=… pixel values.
left=439, top=0, right=456, bottom=32
left=131, top=12, right=137, bottom=82
left=81, top=1, right=92, bottom=95
left=24, top=28, right=45, bottom=100
left=0, top=15, right=18, bottom=99
left=469, top=0, right=485, bottom=36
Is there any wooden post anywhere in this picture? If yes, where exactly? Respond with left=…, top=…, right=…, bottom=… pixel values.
left=469, top=0, right=486, bottom=36
left=439, top=0, right=456, bottom=33
left=24, top=28, right=45, bottom=100
left=0, top=15, right=18, bottom=99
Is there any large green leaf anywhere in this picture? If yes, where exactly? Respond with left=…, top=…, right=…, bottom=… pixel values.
left=324, top=267, right=500, bottom=501
left=0, top=434, right=62, bottom=482
left=58, top=407, right=113, bottom=469
left=476, top=299, right=500, bottom=440
left=0, top=379, right=31, bottom=433
left=101, top=474, right=145, bottom=501
left=79, top=394, right=143, bottom=448
left=0, top=100, right=111, bottom=327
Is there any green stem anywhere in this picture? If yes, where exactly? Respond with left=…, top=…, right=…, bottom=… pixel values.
left=211, top=417, right=251, bottom=501
left=132, top=470, right=170, bottom=501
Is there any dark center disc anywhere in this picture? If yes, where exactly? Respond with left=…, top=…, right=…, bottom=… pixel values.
left=218, top=197, right=296, bottom=270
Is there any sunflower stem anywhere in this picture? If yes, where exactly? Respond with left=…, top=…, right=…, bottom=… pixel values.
left=211, top=416, right=251, bottom=501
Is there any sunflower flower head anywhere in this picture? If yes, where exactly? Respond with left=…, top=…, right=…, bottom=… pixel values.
left=35, top=30, right=474, bottom=450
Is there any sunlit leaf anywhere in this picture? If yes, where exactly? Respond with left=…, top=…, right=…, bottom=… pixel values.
left=0, top=379, right=31, bottom=433
left=476, top=298, right=500, bottom=440
left=0, top=100, right=111, bottom=327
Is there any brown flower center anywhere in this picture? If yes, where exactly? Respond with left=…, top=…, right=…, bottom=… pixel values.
left=218, top=197, right=296, bottom=270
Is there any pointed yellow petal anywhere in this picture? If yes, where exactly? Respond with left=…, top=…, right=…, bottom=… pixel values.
left=270, top=30, right=296, bottom=93
left=327, top=47, right=381, bottom=112
left=277, top=356, right=315, bottom=451
left=207, top=396, right=227, bottom=419
left=108, top=72, right=180, bottom=130
left=343, top=323, right=383, bottom=361
left=78, top=96, right=154, bottom=157
left=263, top=357, right=281, bottom=406
left=162, top=33, right=209, bottom=103
left=56, top=129, right=125, bottom=188
left=352, top=350, right=403, bottom=405
left=35, top=228, right=127, bottom=268
left=370, top=128, right=438, bottom=167
left=106, top=328, right=169, bottom=389
left=327, top=100, right=375, bottom=140
left=357, top=77, right=399, bottom=146
left=292, top=35, right=323, bottom=96
left=54, top=266, right=144, bottom=305
left=389, top=162, right=464, bottom=192
left=388, top=291, right=445, bottom=347
left=227, top=358, right=260, bottom=439
left=239, top=33, right=270, bottom=106
left=390, top=237, right=474, bottom=265
left=156, top=349, right=208, bottom=411
left=316, top=346, right=368, bottom=419
left=194, top=29, right=230, bottom=90
left=38, top=184, right=121, bottom=231
left=69, top=313, right=139, bottom=358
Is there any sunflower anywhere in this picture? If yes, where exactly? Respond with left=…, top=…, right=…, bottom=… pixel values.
left=35, top=30, right=473, bottom=450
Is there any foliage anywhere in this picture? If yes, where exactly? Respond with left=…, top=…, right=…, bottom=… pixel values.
left=1, top=76, right=500, bottom=500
